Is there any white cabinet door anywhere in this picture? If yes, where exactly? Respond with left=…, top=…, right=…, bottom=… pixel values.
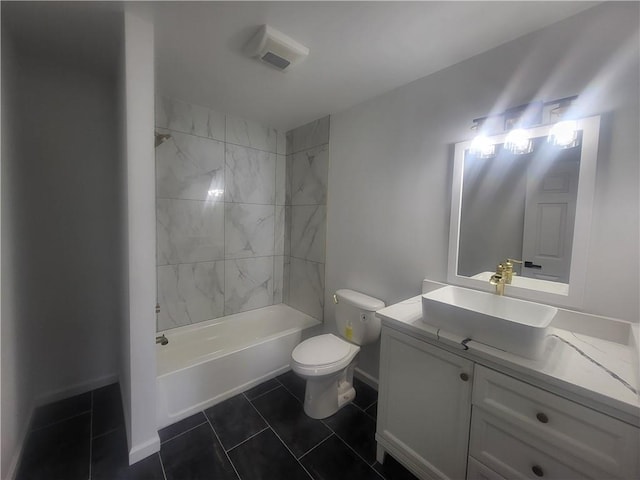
left=377, top=326, right=474, bottom=480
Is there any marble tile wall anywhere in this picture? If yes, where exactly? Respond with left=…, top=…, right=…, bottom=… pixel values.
left=284, top=116, right=330, bottom=321
left=155, top=97, right=287, bottom=331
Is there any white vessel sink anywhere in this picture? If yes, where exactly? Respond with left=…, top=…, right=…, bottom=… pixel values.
left=421, top=285, right=557, bottom=359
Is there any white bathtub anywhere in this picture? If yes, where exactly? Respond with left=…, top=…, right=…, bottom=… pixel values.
left=156, top=304, right=320, bottom=429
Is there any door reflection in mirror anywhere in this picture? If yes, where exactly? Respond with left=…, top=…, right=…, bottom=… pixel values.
left=458, top=134, right=581, bottom=284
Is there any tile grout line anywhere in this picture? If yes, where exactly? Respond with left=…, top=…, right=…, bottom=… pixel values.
left=157, top=197, right=283, bottom=207
left=88, top=391, right=94, bottom=480
left=296, top=432, right=334, bottom=460
left=274, top=376, right=304, bottom=404
left=363, top=399, right=378, bottom=411
left=156, top=126, right=278, bottom=156
left=242, top=392, right=314, bottom=480
left=159, top=420, right=209, bottom=445
left=332, top=431, right=385, bottom=479
left=245, top=384, right=282, bottom=402
left=224, top=426, right=270, bottom=453
left=222, top=138, right=228, bottom=317
left=203, top=413, right=242, bottom=480
left=29, top=410, right=92, bottom=433
left=91, top=426, right=122, bottom=441
left=158, top=451, right=169, bottom=480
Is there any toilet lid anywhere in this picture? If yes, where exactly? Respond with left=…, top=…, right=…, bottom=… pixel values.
left=292, top=334, right=351, bottom=366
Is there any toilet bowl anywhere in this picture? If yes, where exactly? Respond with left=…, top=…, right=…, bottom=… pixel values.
left=291, top=289, right=385, bottom=419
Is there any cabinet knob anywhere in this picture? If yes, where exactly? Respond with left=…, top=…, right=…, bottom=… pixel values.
left=531, top=465, right=544, bottom=477
left=459, top=373, right=469, bottom=382
left=536, top=412, right=549, bottom=424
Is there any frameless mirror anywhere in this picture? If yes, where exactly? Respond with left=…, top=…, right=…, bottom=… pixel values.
left=447, top=116, right=601, bottom=307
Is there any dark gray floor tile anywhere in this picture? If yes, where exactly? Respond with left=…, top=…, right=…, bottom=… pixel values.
left=29, top=392, right=91, bottom=431
left=228, top=429, right=311, bottom=480
left=300, top=435, right=381, bottom=480
left=244, top=378, right=280, bottom=400
left=374, top=454, right=419, bottom=480
left=277, top=370, right=306, bottom=402
left=161, top=423, right=237, bottom=480
left=205, top=394, right=266, bottom=450
left=125, top=455, right=166, bottom=480
left=17, top=413, right=90, bottom=480
left=91, top=427, right=165, bottom=480
left=251, top=386, right=331, bottom=458
left=365, top=402, right=378, bottom=420
left=159, top=412, right=208, bottom=443
left=353, top=377, right=378, bottom=410
left=323, top=404, right=377, bottom=464
left=92, top=383, right=125, bottom=437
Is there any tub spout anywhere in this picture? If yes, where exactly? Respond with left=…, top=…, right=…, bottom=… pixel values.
left=156, top=334, right=168, bottom=346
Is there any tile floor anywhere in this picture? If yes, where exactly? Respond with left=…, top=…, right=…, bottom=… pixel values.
left=16, top=372, right=417, bottom=480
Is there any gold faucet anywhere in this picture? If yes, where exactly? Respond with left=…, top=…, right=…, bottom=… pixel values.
left=503, top=258, right=523, bottom=284
left=489, top=263, right=506, bottom=295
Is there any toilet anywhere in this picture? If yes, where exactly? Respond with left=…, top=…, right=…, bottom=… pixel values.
left=291, top=289, right=385, bottom=419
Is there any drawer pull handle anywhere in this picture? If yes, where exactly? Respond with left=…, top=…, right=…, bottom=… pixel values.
left=459, top=373, right=469, bottom=381
left=536, top=412, right=549, bottom=424
left=532, top=465, right=544, bottom=477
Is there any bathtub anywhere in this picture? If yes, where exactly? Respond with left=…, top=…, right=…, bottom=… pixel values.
left=156, top=304, right=320, bottom=429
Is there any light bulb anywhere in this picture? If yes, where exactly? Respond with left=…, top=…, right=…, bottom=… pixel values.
left=469, top=135, right=495, bottom=158
left=504, top=129, right=533, bottom=154
left=548, top=120, right=579, bottom=148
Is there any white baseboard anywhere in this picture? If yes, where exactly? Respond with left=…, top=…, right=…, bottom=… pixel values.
left=34, top=373, right=119, bottom=407
left=128, top=434, right=160, bottom=465
left=354, top=367, right=379, bottom=390
left=4, top=400, right=36, bottom=480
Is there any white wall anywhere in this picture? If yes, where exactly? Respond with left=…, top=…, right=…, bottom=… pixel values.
left=326, top=3, right=639, bottom=380
left=2, top=23, right=125, bottom=478
left=120, top=6, right=160, bottom=465
left=13, top=51, right=122, bottom=399
left=1, top=25, right=35, bottom=480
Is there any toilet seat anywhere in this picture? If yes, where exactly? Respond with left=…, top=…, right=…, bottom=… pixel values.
left=291, top=334, right=360, bottom=377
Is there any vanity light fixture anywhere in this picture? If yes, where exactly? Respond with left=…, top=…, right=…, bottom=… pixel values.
left=469, top=95, right=579, bottom=155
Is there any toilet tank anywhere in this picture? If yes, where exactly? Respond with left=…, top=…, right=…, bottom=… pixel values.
left=334, top=289, right=385, bottom=345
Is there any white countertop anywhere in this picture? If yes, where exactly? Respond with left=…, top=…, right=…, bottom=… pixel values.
left=376, top=295, right=640, bottom=427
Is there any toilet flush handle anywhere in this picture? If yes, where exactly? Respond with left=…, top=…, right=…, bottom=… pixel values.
left=333, top=294, right=339, bottom=304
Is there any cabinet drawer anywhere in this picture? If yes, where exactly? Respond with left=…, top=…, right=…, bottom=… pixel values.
left=470, top=408, right=601, bottom=479
left=472, top=365, right=639, bottom=479
left=467, top=457, right=506, bottom=480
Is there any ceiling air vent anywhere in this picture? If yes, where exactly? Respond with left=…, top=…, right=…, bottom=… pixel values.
left=245, top=25, right=309, bottom=72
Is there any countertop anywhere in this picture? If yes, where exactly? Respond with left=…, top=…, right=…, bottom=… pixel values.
left=376, top=294, right=640, bottom=427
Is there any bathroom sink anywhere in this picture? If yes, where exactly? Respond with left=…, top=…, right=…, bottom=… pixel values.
left=421, top=285, right=557, bottom=359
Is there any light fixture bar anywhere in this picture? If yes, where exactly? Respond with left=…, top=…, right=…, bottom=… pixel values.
left=471, top=95, right=578, bottom=128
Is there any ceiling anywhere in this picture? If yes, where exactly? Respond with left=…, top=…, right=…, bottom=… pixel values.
left=3, top=2, right=598, bottom=131
left=154, top=2, right=598, bottom=131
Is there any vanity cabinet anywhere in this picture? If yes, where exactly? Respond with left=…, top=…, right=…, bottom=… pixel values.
left=376, top=326, right=640, bottom=480
left=376, top=326, right=474, bottom=480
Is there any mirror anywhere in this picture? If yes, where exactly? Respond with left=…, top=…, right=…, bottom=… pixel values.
left=447, top=116, right=600, bottom=308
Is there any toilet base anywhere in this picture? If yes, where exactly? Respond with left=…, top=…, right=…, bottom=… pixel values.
left=302, top=362, right=357, bottom=419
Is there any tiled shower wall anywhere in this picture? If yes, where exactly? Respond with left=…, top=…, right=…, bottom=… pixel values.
left=155, top=97, right=287, bottom=331
left=283, top=117, right=330, bottom=321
